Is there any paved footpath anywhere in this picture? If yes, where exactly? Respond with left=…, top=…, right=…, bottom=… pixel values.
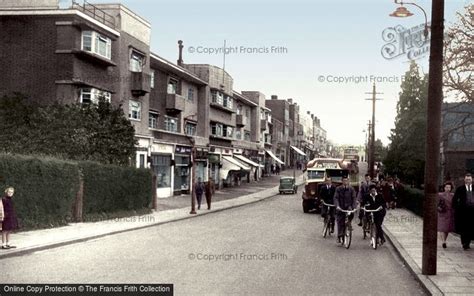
left=384, top=208, right=474, bottom=295
left=0, top=170, right=303, bottom=260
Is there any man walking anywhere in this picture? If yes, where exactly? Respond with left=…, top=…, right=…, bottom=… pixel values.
left=453, top=173, right=474, bottom=250
left=334, top=176, right=357, bottom=243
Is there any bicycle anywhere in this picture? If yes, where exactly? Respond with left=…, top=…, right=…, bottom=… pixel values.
left=336, top=207, right=357, bottom=249
left=362, top=206, right=383, bottom=250
left=321, top=201, right=335, bottom=238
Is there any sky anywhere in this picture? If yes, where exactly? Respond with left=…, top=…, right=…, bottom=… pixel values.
left=73, top=0, right=470, bottom=146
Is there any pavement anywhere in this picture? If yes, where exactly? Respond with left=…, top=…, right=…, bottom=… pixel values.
left=384, top=208, right=474, bottom=295
left=2, top=169, right=473, bottom=295
left=0, top=169, right=304, bottom=260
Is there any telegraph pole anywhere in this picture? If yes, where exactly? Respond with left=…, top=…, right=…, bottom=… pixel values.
left=365, top=84, right=383, bottom=179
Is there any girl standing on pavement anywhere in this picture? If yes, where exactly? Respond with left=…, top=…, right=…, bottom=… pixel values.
left=438, top=182, right=454, bottom=249
left=2, top=187, right=19, bottom=249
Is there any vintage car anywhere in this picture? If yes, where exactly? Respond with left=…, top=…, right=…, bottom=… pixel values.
left=279, top=176, right=297, bottom=194
left=301, top=158, right=349, bottom=213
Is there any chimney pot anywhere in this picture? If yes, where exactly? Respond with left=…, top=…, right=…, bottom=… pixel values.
left=271, top=95, right=278, bottom=100
left=177, top=40, right=184, bottom=66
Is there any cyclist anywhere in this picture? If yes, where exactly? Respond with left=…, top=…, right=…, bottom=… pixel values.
left=362, top=184, right=387, bottom=245
left=319, top=177, right=336, bottom=233
left=357, top=174, right=374, bottom=226
left=334, top=176, right=357, bottom=243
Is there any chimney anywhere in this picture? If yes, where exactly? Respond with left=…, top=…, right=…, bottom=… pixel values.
left=177, top=40, right=184, bottom=66
left=287, top=98, right=293, bottom=104
left=307, top=111, right=310, bottom=115
left=271, top=95, right=278, bottom=100
left=311, top=114, right=314, bottom=119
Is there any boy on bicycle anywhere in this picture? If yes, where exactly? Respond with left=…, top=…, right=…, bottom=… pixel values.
left=362, top=184, right=387, bottom=244
left=334, top=176, right=357, bottom=243
left=319, top=177, right=336, bottom=233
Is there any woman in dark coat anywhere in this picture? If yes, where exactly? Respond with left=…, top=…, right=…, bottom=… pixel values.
left=438, top=182, right=454, bottom=248
left=2, top=187, right=19, bottom=249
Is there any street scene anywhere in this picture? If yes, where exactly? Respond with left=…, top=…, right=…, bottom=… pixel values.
left=0, top=0, right=473, bottom=295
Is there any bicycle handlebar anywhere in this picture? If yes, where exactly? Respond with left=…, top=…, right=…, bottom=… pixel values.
left=336, top=207, right=357, bottom=213
left=362, top=206, right=383, bottom=212
left=322, top=202, right=335, bottom=207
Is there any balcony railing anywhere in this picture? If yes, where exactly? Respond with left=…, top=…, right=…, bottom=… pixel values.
left=166, top=93, right=186, bottom=113
left=72, top=0, right=116, bottom=28
left=236, top=114, right=245, bottom=127
left=131, top=72, right=151, bottom=96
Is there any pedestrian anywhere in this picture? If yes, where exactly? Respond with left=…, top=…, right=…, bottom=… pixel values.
left=275, top=164, right=280, bottom=175
left=271, top=164, right=275, bottom=176
left=453, top=173, right=474, bottom=250
left=382, top=177, right=398, bottom=209
left=194, top=177, right=205, bottom=210
left=334, top=176, right=357, bottom=243
left=205, top=177, right=214, bottom=210
left=438, top=182, right=455, bottom=249
left=2, top=187, right=19, bottom=249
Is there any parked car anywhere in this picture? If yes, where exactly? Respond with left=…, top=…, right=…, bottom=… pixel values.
left=279, top=177, right=297, bottom=194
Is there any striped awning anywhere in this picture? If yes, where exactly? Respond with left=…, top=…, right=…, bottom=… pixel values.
left=265, top=150, right=284, bottom=165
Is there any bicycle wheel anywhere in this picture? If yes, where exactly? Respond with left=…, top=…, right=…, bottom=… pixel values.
left=362, top=217, right=367, bottom=239
left=370, top=222, right=378, bottom=250
left=322, top=217, right=329, bottom=238
left=344, top=222, right=352, bottom=249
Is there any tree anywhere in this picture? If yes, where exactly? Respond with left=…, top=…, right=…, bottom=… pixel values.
left=0, top=94, right=136, bottom=165
left=373, top=139, right=386, bottom=162
left=443, top=4, right=473, bottom=104
left=384, top=62, right=428, bottom=186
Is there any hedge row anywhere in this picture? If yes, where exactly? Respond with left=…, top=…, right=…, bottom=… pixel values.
left=400, top=185, right=424, bottom=217
left=0, top=154, right=153, bottom=230
left=0, top=154, right=80, bottom=229
left=79, top=161, right=152, bottom=219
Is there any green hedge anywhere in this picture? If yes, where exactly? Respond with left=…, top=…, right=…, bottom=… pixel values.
left=79, top=161, right=153, bottom=219
left=0, top=154, right=80, bottom=229
left=400, top=185, right=424, bottom=217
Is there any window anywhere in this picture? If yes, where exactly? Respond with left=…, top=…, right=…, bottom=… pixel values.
left=149, top=112, right=158, bottom=129
left=245, top=108, right=250, bottom=118
left=235, top=128, right=242, bottom=140
left=80, top=88, right=111, bottom=104
left=128, top=100, right=141, bottom=120
left=211, top=123, right=223, bottom=137
left=150, top=70, right=155, bottom=89
left=165, top=116, right=178, bottom=132
left=168, top=79, right=178, bottom=94
left=211, top=90, right=224, bottom=105
left=152, top=155, right=171, bottom=188
left=223, top=95, right=233, bottom=109
left=185, top=122, right=196, bottom=136
left=260, top=110, right=265, bottom=120
left=139, top=154, right=145, bottom=169
left=244, top=131, right=251, bottom=141
left=225, top=126, right=233, bottom=138
left=187, top=88, right=194, bottom=101
left=81, top=31, right=111, bottom=59
left=130, top=51, right=144, bottom=72
left=236, top=105, right=242, bottom=115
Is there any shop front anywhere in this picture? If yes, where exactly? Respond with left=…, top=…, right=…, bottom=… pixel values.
left=174, top=145, right=192, bottom=195
left=151, top=142, right=174, bottom=198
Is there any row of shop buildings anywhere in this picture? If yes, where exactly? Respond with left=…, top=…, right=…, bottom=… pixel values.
left=0, top=0, right=328, bottom=197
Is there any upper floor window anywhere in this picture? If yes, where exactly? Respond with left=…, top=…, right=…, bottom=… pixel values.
left=223, top=95, right=233, bottom=109
left=244, top=131, right=251, bottom=141
left=245, top=108, right=250, bottom=118
left=187, top=88, right=194, bottom=102
left=211, top=123, right=234, bottom=138
left=168, top=79, right=178, bottom=94
left=130, top=51, right=144, bottom=72
left=80, top=88, right=111, bottom=104
left=236, top=105, right=242, bottom=115
left=235, top=128, right=242, bottom=140
left=185, top=122, right=197, bottom=136
left=150, top=70, right=155, bottom=89
left=164, top=116, right=178, bottom=132
left=81, top=31, right=111, bottom=60
left=149, top=112, right=158, bottom=129
left=128, top=100, right=141, bottom=121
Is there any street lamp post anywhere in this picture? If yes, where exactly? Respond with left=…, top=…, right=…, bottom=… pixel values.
left=390, top=0, right=445, bottom=275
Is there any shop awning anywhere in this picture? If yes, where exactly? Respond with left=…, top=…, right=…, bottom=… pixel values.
left=290, top=145, right=306, bottom=156
left=234, top=154, right=263, bottom=168
left=265, top=150, right=284, bottom=165
left=222, top=156, right=250, bottom=170
left=220, top=157, right=241, bottom=180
